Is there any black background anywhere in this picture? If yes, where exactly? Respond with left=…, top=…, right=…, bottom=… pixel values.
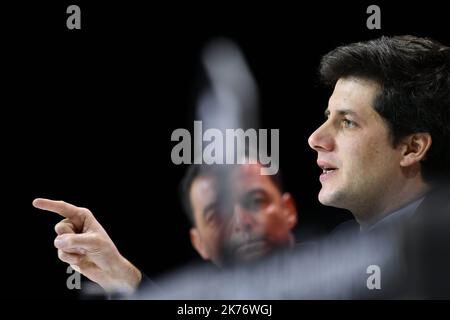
left=3, top=1, right=449, bottom=300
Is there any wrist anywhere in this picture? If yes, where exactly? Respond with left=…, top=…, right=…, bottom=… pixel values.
left=104, top=255, right=142, bottom=295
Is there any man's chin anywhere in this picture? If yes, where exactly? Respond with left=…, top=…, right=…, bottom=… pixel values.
left=318, top=188, right=331, bottom=205
left=318, top=188, right=341, bottom=207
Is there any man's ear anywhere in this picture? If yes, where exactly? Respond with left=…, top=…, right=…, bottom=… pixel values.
left=281, top=193, right=298, bottom=230
left=399, top=133, right=432, bottom=167
left=189, top=228, right=210, bottom=261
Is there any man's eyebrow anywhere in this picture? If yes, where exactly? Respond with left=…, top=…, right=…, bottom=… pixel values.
left=241, top=188, right=269, bottom=199
left=247, top=188, right=267, bottom=194
left=324, top=108, right=359, bottom=118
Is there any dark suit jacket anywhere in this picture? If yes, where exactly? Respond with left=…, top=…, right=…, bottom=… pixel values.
left=399, top=183, right=450, bottom=298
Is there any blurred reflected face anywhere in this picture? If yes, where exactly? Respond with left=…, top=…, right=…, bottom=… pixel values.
left=308, top=77, right=404, bottom=220
left=189, top=164, right=297, bottom=267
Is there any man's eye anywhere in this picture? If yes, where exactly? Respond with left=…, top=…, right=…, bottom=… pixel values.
left=342, top=119, right=356, bottom=128
left=205, top=211, right=220, bottom=224
left=244, top=196, right=266, bottom=210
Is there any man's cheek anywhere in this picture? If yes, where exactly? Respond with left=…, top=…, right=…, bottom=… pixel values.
left=264, top=205, right=284, bottom=225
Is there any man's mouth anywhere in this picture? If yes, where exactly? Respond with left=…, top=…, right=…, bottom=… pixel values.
left=317, top=161, right=338, bottom=182
left=231, top=239, right=269, bottom=259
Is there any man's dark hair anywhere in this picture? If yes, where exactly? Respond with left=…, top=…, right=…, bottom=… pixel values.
left=179, top=164, right=284, bottom=225
left=319, top=35, right=450, bottom=183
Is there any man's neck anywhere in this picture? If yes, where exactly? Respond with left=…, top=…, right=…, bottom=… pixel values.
left=355, top=179, right=431, bottom=229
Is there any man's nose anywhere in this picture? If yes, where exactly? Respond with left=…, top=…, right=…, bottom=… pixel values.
left=308, top=122, right=335, bottom=152
left=230, top=205, right=254, bottom=232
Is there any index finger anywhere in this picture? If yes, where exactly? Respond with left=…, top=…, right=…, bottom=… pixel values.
left=32, top=198, right=82, bottom=219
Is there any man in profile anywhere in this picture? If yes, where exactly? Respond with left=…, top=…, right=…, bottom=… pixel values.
left=308, top=35, right=449, bottom=232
